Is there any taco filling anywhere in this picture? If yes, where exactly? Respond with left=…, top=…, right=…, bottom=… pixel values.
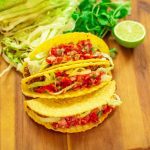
left=51, top=105, right=113, bottom=129
left=23, top=33, right=113, bottom=76
left=46, top=39, right=106, bottom=66
left=24, top=81, right=121, bottom=132
left=27, top=104, right=113, bottom=129
left=27, top=65, right=111, bottom=95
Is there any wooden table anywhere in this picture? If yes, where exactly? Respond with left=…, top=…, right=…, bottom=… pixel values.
left=0, top=0, right=150, bottom=149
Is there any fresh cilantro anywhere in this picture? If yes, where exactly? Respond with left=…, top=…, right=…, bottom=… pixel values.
left=91, top=47, right=96, bottom=52
left=92, top=74, right=97, bottom=79
left=97, top=111, right=103, bottom=117
left=109, top=48, right=118, bottom=58
left=70, top=0, right=131, bottom=38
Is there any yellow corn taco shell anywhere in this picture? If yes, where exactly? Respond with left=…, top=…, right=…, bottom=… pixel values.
left=25, top=106, right=111, bottom=133
left=29, top=32, right=109, bottom=59
left=24, top=81, right=122, bottom=133
left=23, top=32, right=110, bottom=76
left=41, top=58, right=113, bottom=73
left=22, top=60, right=112, bottom=99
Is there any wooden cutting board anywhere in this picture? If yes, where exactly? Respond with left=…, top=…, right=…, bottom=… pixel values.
left=0, top=0, right=150, bottom=149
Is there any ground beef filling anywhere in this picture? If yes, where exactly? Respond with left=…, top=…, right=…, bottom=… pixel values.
left=27, top=76, right=45, bottom=85
left=24, top=67, right=31, bottom=77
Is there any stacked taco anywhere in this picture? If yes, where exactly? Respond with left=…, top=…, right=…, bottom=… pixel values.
left=22, top=32, right=121, bottom=133
left=25, top=81, right=121, bottom=133
left=23, top=32, right=113, bottom=76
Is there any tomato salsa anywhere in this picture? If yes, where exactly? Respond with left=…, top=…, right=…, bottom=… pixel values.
left=34, top=66, right=106, bottom=94
left=46, top=39, right=103, bottom=65
left=52, top=105, right=113, bottom=129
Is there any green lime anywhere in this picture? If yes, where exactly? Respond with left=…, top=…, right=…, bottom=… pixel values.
left=113, top=20, right=146, bottom=48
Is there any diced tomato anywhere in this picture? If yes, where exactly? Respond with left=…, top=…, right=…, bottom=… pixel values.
left=52, top=107, right=101, bottom=129
left=83, top=74, right=91, bottom=87
left=55, top=71, right=63, bottom=77
left=55, top=71, right=68, bottom=77
left=65, top=56, right=72, bottom=61
left=72, top=118, right=79, bottom=126
left=103, top=105, right=113, bottom=114
left=47, top=39, right=105, bottom=66
left=65, top=116, right=73, bottom=122
left=85, top=115, right=91, bottom=123
left=81, top=117, right=88, bottom=125
left=60, top=77, right=72, bottom=88
left=89, top=112, right=99, bottom=123
left=58, top=119, right=67, bottom=127
left=76, top=46, right=82, bottom=54
left=65, top=116, right=73, bottom=127
left=84, top=74, right=90, bottom=80
left=81, top=115, right=90, bottom=125
left=87, top=43, right=92, bottom=49
left=94, top=77, right=101, bottom=85
left=51, top=48, right=58, bottom=56
left=34, top=87, right=46, bottom=93
left=64, top=48, right=71, bottom=54
left=46, top=58, right=52, bottom=64
left=61, top=116, right=78, bottom=128
left=35, top=84, right=57, bottom=93
left=65, top=116, right=77, bottom=125
left=77, top=39, right=92, bottom=51
left=73, top=85, right=81, bottom=91
left=44, top=84, right=57, bottom=93
left=52, top=122, right=59, bottom=129
left=56, top=57, right=63, bottom=63
left=76, top=75, right=83, bottom=82
left=63, top=44, right=74, bottom=54
left=68, top=43, right=74, bottom=49
left=77, top=42, right=82, bottom=50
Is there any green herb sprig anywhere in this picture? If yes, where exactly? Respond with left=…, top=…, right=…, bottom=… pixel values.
left=70, top=0, right=131, bottom=38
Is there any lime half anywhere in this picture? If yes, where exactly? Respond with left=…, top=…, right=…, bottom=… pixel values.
left=113, top=20, right=146, bottom=48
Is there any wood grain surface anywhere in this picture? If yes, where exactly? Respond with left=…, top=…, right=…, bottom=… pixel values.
left=0, top=0, right=150, bottom=150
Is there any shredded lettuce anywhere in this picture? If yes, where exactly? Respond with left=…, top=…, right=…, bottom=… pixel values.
left=107, top=94, right=122, bottom=106
left=0, top=0, right=78, bottom=75
left=0, top=0, right=26, bottom=11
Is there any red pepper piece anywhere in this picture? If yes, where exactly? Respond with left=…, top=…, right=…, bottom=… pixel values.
left=60, top=77, right=72, bottom=88
left=89, top=112, right=99, bottom=123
